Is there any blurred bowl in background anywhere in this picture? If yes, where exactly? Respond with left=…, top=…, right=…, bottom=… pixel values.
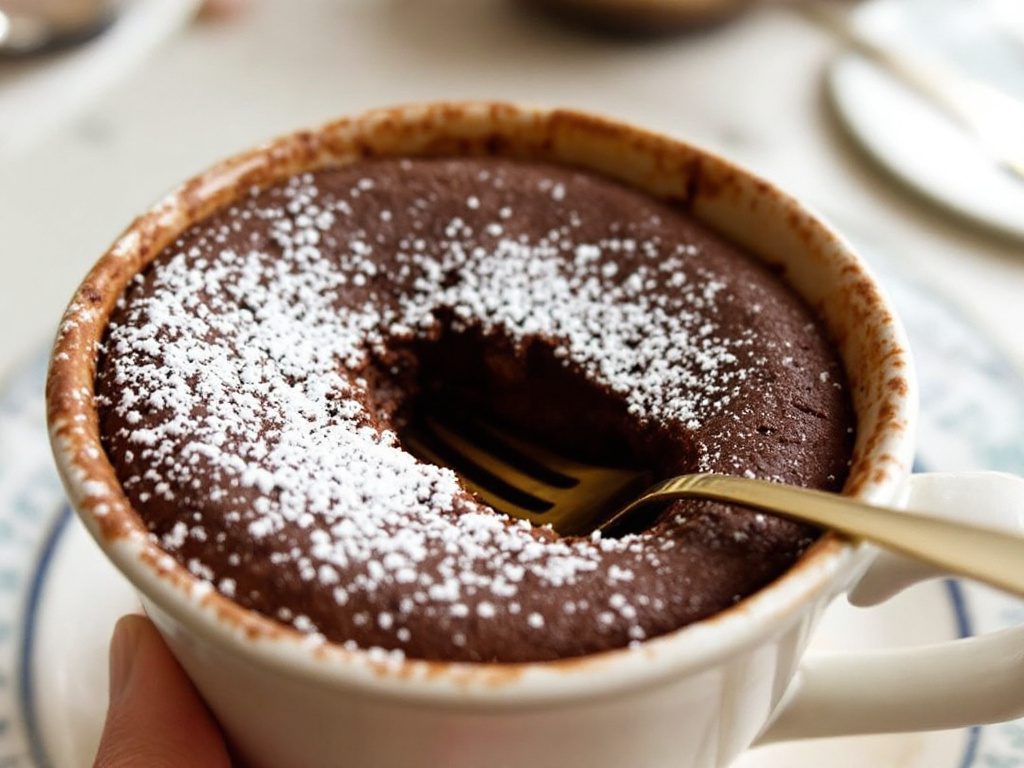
left=514, top=0, right=758, bottom=37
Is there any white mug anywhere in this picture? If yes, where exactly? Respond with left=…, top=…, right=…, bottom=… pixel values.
left=46, top=101, right=1024, bottom=768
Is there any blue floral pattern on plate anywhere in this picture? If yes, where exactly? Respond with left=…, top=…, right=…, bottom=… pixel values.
left=0, top=353, right=66, bottom=768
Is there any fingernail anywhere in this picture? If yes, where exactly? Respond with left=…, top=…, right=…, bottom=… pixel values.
left=108, top=616, right=142, bottom=704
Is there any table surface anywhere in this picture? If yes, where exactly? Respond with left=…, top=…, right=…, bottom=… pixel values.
left=3, top=5, right=1024, bottom=766
left=2, top=0, right=1022, bottom=386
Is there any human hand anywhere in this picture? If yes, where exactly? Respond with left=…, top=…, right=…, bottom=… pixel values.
left=92, top=614, right=233, bottom=768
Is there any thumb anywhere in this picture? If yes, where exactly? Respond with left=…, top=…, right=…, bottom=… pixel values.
left=93, top=614, right=232, bottom=768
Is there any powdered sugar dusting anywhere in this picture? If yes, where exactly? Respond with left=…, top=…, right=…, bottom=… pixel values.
left=95, top=158, right=849, bottom=661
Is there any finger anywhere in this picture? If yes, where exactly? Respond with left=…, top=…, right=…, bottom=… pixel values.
left=93, top=614, right=232, bottom=768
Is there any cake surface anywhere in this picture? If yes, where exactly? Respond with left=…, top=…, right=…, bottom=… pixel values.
left=96, top=157, right=854, bottom=663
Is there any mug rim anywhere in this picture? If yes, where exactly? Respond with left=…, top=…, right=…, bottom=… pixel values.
left=45, top=100, right=916, bottom=708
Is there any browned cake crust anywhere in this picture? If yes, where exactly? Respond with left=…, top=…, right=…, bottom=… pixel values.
left=96, top=157, right=854, bottom=663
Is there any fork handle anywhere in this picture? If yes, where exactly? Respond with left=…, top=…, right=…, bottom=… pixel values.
left=610, top=472, right=1024, bottom=597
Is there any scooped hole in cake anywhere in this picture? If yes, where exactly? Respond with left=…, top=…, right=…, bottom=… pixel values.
left=375, top=321, right=672, bottom=530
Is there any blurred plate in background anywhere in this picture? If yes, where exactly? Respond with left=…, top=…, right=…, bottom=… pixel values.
left=827, top=0, right=1024, bottom=241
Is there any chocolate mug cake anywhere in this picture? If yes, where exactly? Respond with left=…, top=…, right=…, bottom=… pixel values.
left=93, top=153, right=854, bottom=663
left=56, top=102, right=978, bottom=768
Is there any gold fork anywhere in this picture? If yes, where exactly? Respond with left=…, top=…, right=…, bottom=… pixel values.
left=403, top=403, right=1024, bottom=596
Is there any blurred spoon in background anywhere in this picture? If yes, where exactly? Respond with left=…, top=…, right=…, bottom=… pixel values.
left=0, top=0, right=201, bottom=165
left=0, top=0, right=118, bottom=56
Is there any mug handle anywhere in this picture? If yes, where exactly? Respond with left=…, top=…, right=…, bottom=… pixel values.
left=758, top=471, right=1024, bottom=742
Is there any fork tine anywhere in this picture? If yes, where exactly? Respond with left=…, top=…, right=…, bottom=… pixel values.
left=426, top=416, right=573, bottom=504
left=403, top=411, right=563, bottom=522
left=402, top=401, right=654, bottom=536
left=470, top=417, right=608, bottom=479
left=464, top=416, right=657, bottom=535
left=403, top=422, right=535, bottom=514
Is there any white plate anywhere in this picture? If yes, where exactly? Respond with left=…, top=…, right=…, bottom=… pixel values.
left=3, top=265, right=1024, bottom=766
left=827, top=0, right=1024, bottom=241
